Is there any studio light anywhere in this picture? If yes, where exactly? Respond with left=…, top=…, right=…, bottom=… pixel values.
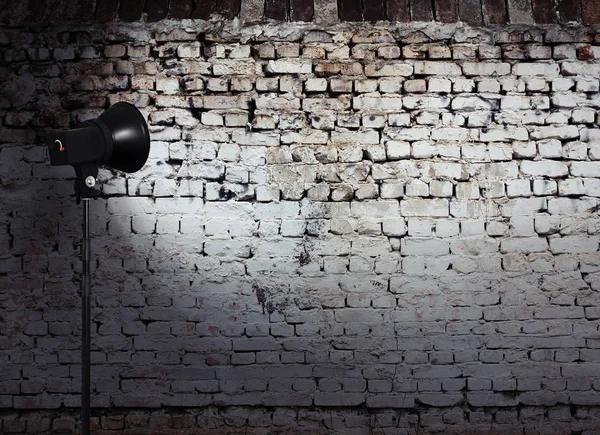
left=46, top=102, right=150, bottom=435
left=47, top=102, right=150, bottom=202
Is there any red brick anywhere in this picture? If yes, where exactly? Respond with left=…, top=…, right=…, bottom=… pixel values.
left=265, top=0, right=287, bottom=20
left=582, top=0, right=600, bottom=24
left=120, top=0, right=145, bottom=21
left=215, top=0, right=241, bottom=19
left=435, top=0, right=458, bottom=22
left=459, top=0, right=483, bottom=25
left=386, top=0, right=410, bottom=21
left=363, top=0, right=386, bottom=21
left=145, top=0, right=169, bottom=21
left=411, top=0, right=433, bottom=20
left=95, top=0, right=119, bottom=22
left=291, top=0, right=314, bottom=21
left=48, top=0, right=68, bottom=23
left=482, top=0, right=508, bottom=24
left=339, top=0, right=362, bottom=21
left=191, top=0, right=215, bottom=19
left=532, top=0, right=557, bottom=23
left=26, top=0, right=47, bottom=24
left=577, top=45, right=595, bottom=60
left=75, top=0, right=96, bottom=22
left=557, top=0, right=581, bottom=23
left=169, top=0, right=193, bottom=18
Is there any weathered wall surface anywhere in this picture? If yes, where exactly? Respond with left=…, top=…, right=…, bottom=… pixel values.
left=3, top=6, right=600, bottom=434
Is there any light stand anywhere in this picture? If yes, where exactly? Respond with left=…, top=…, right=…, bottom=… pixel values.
left=46, top=102, right=150, bottom=435
left=81, top=196, right=91, bottom=435
left=73, top=164, right=99, bottom=435
left=78, top=168, right=97, bottom=435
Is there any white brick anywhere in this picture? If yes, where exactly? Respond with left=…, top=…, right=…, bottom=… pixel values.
left=468, top=112, right=492, bottom=127
left=450, top=237, right=498, bottom=255
left=430, top=180, right=453, bottom=197
left=280, top=220, right=306, bottom=237
left=512, top=63, right=560, bottom=76
left=453, top=78, right=475, bottom=92
left=462, top=62, right=511, bottom=76
left=512, top=141, right=536, bottom=159
left=365, top=61, right=413, bottom=76
left=577, top=79, right=599, bottom=92
left=408, top=219, right=432, bottom=236
left=506, top=180, right=531, bottom=197
left=386, top=127, right=430, bottom=141
left=414, top=61, right=461, bottom=75
left=558, top=179, right=585, bottom=196
left=584, top=179, right=600, bottom=197
left=478, top=79, right=501, bottom=93
left=533, top=180, right=557, bottom=196
left=153, top=179, right=177, bottom=197
left=402, top=96, right=450, bottom=109
left=177, top=42, right=201, bottom=58
left=582, top=129, right=600, bottom=142
left=548, top=198, right=597, bottom=215
left=501, top=197, right=547, bottom=216
left=421, top=162, right=468, bottom=180
left=521, top=161, right=568, bottom=177
left=571, top=162, right=600, bottom=177
left=500, top=237, right=548, bottom=253
left=431, top=128, right=470, bottom=141
left=550, top=236, right=599, bottom=254
left=201, top=112, right=223, bottom=126
left=401, top=238, right=450, bottom=256
left=331, top=130, right=379, bottom=145
left=428, top=78, right=452, bottom=92
left=266, top=59, right=312, bottom=74
left=380, top=182, right=404, bottom=199
left=456, top=182, right=479, bottom=200
left=531, top=126, right=579, bottom=140
left=488, top=144, right=512, bottom=161
left=385, top=141, right=410, bottom=160
left=132, top=215, right=156, bottom=234
left=450, top=200, right=500, bottom=218
left=509, top=216, right=535, bottom=236
left=156, top=77, right=180, bottom=94
left=538, top=139, right=562, bottom=158
left=480, top=127, right=528, bottom=142
left=233, top=131, right=280, bottom=147
left=305, top=78, right=327, bottom=92
left=108, top=197, right=154, bottom=215
left=155, top=198, right=204, bottom=215
left=436, top=220, right=459, bottom=237
left=405, top=179, right=429, bottom=197
left=500, top=96, right=549, bottom=110
left=573, top=109, right=596, bottom=124
left=382, top=219, right=407, bottom=236
left=353, top=95, right=403, bottom=111
left=401, top=199, right=449, bottom=217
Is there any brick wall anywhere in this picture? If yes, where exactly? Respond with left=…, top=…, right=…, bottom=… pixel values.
left=2, top=9, right=600, bottom=435
left=3, top=0, right=600, bottom=25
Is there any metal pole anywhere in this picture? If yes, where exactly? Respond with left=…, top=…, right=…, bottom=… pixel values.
left=81, top=198, right=91, bottom=435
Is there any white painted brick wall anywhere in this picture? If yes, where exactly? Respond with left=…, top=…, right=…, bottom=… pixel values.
left=2, top=19, right=600, bottom=430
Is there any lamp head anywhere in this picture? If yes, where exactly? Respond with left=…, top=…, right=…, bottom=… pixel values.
left=46, top=102, right=150, bottom=173
left=46, top=102, right=150, bottom=203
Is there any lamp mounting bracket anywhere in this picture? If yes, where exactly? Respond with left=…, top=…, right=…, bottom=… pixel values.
left=74, top=163, right=99, bottom=204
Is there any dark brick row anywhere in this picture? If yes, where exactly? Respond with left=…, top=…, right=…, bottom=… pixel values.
left=291, top=0, right=314, bottom=22
left=459, top=0, right=483, bottom=25
left=6, top=0, right=598, bottom=24
left=482, top=0, right=508, bottom=24
left=582, top=0, right=600, bottom=25
left=333, top=0, right=592, bottom=23
left=265, top=0, right=288, bottom=20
